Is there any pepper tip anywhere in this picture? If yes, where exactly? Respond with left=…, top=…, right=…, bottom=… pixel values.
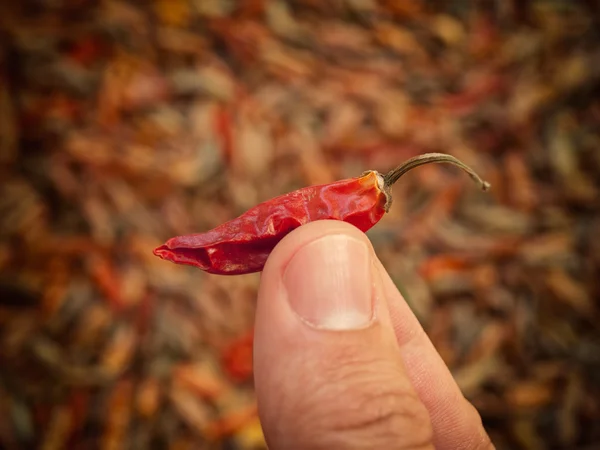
left=153, top=245, right=169, bottom=259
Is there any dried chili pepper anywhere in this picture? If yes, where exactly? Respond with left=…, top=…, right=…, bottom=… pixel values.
left=221, top=329, right=254, bottom=382
left=154, top=153, right=490, bottom=275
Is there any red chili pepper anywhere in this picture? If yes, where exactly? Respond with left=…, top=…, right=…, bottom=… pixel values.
left=154, top=153, right=490, bottom=275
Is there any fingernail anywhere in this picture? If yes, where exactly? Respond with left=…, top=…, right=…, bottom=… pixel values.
left=283, top=235, right=374, bottom=330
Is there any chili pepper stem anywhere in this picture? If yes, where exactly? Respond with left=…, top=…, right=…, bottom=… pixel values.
left=379, top=153, right=490, bottom=212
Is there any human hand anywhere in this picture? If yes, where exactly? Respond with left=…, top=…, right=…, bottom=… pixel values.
left=253, top=220, right=494, bottom=449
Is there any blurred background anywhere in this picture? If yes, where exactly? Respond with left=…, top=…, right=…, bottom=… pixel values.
left=1, top=0, right=599, bottom=449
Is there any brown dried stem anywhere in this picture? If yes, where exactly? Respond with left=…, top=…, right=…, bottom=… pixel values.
left=384, top=153, right=491, bottom=192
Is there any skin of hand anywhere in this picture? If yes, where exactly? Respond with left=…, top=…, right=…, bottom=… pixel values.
left=253, top=220, right=495, bottom=450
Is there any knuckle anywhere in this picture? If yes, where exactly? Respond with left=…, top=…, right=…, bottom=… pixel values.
left=347, top=386, right=432, bottom=448
left=301, top=350, right=434, bottom=449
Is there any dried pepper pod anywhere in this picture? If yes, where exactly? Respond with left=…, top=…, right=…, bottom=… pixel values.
left=221, top=329, right=255, bottom=382
left=154, top=153, right=490, bottom=275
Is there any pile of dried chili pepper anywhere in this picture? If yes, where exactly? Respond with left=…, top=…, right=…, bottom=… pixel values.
left=154, top=153, right=490, bottom=275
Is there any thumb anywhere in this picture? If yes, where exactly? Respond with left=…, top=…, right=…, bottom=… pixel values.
left=254, top=220, right=434, bottom=450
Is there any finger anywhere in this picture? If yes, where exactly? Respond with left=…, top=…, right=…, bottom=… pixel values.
left=254, top=220, right=434, bottom=450
left=376, top=260, right=494, bottom=450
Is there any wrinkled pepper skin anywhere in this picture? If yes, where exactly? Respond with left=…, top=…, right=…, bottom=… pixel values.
left=154, top=171, right=387, bottom=275
left=154, top=153, right=490, bottom=276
